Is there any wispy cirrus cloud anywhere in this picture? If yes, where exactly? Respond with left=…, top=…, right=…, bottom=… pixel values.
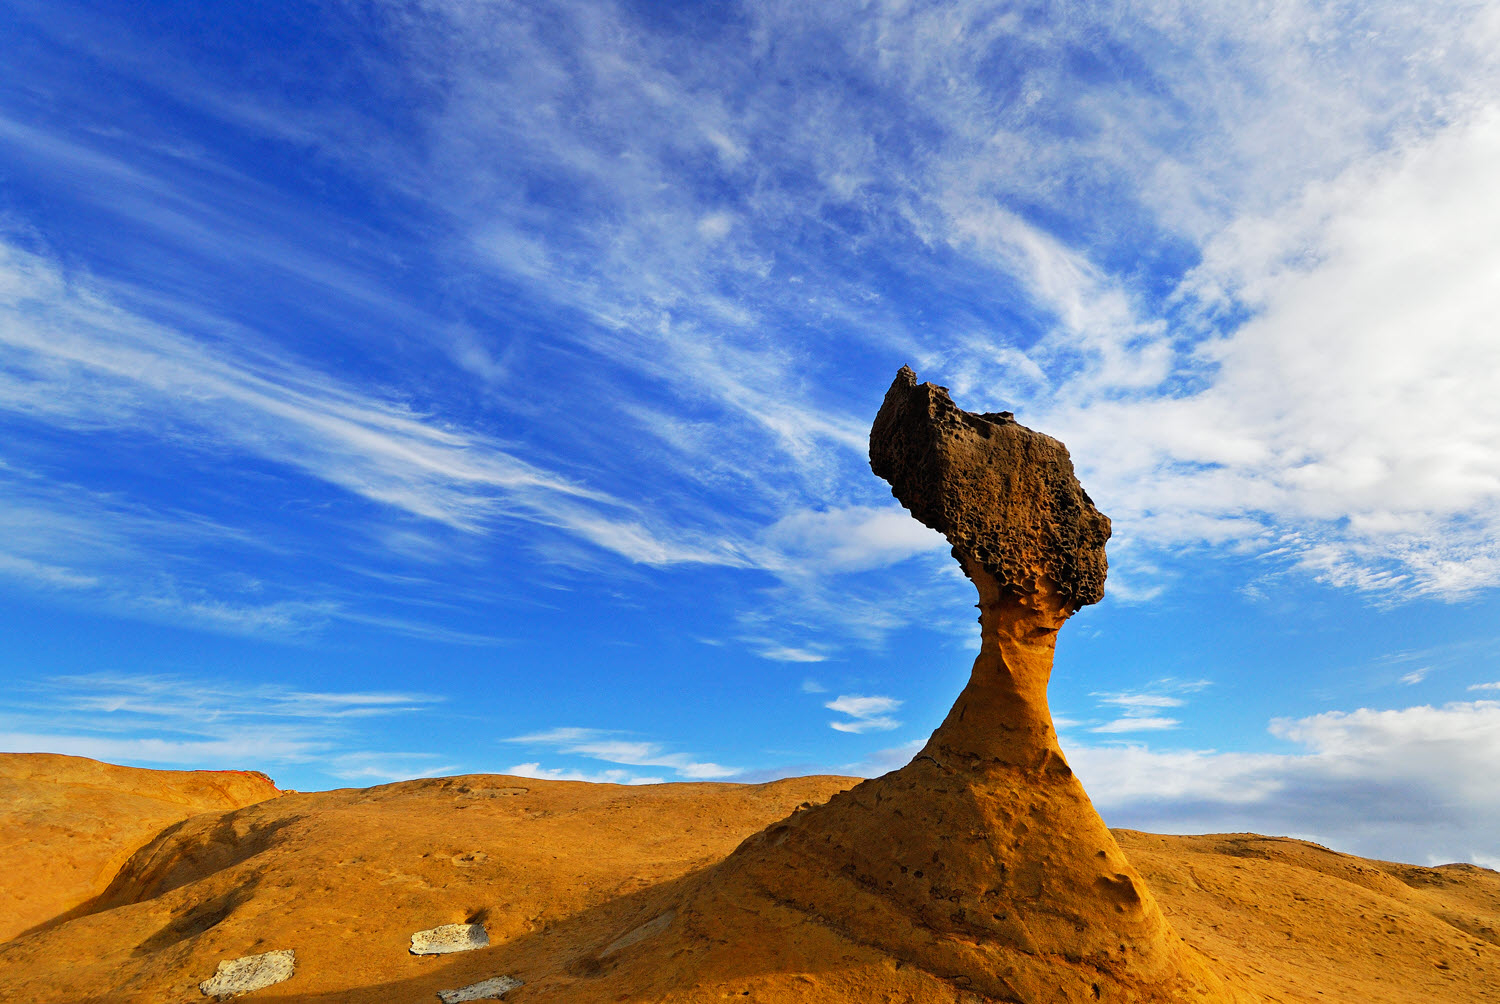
left=0, top=674, right=447, bottom=782
left=502, top=727, right=737, bottom=781
left=0, top=459, right=505, bottom=642
left=826, top=694, right=903, bottom=734
left=1084, top=680, right=1211, bottom=734
left=376, top=0, right=1500, bottom=605
left=0, top=238, right=675, bottom=542
left=1090, top=715, right=1180, bottom=735
left=752, top=645, right=828, bottom=664
left=0, top=232, right=759, bottom=644
left=757, top=507, right=947, bottom=575
left=505, top=762, right=666, bottom=787
left=6, top=0, right=1500, bottom=677
left=327, top=752, right=462, bottom=784
left=52, top=675, right=439, bottom=720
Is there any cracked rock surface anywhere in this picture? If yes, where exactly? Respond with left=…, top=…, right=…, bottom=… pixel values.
left=198, top=949, right=294, bottom=1000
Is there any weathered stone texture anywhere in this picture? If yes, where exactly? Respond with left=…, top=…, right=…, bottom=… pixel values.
left=437, top=974, right=524, bottom=1002
left=410, top=922, right=490, bottom=955
left=869, top=365, right=1110, bottom=611
left=198, top=949, right=294, bottom=1000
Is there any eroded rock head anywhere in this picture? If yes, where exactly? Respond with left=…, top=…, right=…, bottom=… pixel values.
left=869, top=366, right=1110, bottom=612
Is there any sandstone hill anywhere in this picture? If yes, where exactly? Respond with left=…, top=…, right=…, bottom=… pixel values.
left=0, top=764, right=1498, bottom=1001
left=0, top=752, right=282, bottom=943
left=5, top=371, right=1500, bottom=1002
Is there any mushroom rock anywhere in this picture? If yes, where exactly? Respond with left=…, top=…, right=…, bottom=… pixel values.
left=709, top=368, right=1247, bottom=1002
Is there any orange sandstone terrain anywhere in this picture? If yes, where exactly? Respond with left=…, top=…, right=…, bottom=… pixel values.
left=0, top=762, right=1498, bottom=1002
left=0, top=753, right=282, bottom=943
left=5, top=371, right=1500, bottom=1002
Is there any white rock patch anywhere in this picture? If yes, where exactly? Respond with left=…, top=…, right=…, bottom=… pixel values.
left=437, top=975, right=524, bottom=1002
left=410, top=922, right=490, bottom=955
left=198, top=949, right=295, bottom=1000
left=600, top=910, right=674, bottom=957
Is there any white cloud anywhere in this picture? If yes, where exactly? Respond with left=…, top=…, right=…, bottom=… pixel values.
left=1091, top=716, right=1179, bottom=734
left=1066, top=700, right=1500, bottom=865
left=0, top=551, right=100, bottom=590
left=1401, top=668, right=1431, bottom=686
left=7, top=0, right=1500, bottom=680
left=56, top=676, right=442, bottom=721
left=0, top=674, right=447, bottom=783
left=826, top=695, right=901, bottom=717
left=0, top=238, right=747, bottom=571
left=1095, top=693, right=1185, bottom=710
left=759, top=506, right=948, bottom=575
left=843, top=737, right=925, bottom=777
left=0, top=731, right=325, bottom=767
left=697, top=212, right=734, bottom=241
left=1086, top=683, right=1204, bottom=733
left=1042, top=107, right=1500, bottom=598
left=1469, top=682, right=1500, bottom=692
left=826, top=694, right=903, bottom=734
left=800, top=678, right=828, bottom=693
left=502, top=727, right=737, bottom=779
left=831, top=719, right=899, bottom=734
left=326, top=752, right=461, bottom=783
left=756, top=646, right=828, bottom=664
left=506, top=762, right=665, bottom=786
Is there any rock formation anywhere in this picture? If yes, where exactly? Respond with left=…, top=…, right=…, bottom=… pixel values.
left=30, top=371, right=1451, bottom=1002
left=7, top=758, right=1500, bottom=1002
left=709, top=367, right=1244, bottom=1002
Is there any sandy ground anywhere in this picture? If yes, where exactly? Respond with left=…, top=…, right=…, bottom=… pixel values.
left=1, top=755, right=1498, bottom=1002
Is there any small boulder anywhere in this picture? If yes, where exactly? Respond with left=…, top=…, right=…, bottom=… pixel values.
left=437, top=974, right=524, bottom=1002
left=410, top=922, right=490, bottom=955
left=198, top=949, right=295, bottom=1000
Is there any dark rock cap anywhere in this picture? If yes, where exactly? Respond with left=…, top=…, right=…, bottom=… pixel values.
left=869, top=366, right=1110, bottom=611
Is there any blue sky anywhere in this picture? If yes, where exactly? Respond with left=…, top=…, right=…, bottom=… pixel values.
left=3, top=0, right=1500, bottom=867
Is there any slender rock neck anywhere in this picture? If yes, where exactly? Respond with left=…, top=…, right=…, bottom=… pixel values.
left=922, top=558, right=1071, bottom=766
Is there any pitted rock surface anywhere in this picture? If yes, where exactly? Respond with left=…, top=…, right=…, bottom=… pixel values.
left=869, top=365, right=1110, bottom=611
left=411, top=922, right=490, bottom=955
left=679, top=366, right=1246, bottom=1003
left=198, top=949, right=294, bottom=1000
